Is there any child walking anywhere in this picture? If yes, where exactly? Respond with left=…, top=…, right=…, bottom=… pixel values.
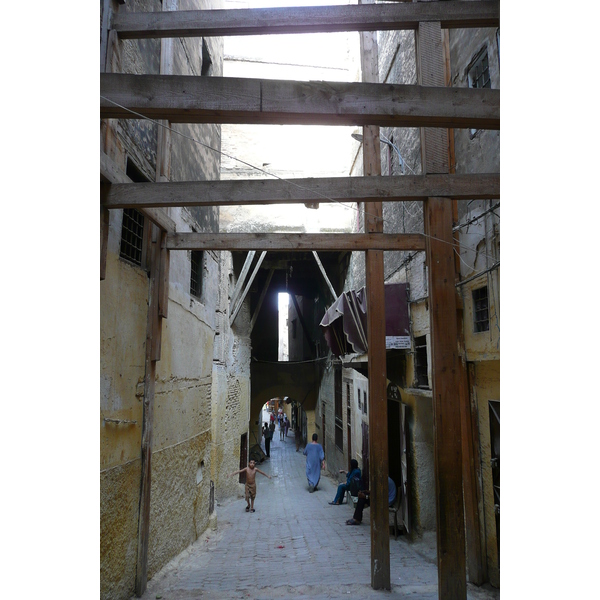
left=228, top=459, right=271, bottom=513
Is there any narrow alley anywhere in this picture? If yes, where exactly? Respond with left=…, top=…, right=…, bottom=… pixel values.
left=133, top=424, right=499, bottom=600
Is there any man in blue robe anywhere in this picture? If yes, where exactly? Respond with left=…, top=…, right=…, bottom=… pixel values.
left=303, top=433, right=325, bottom=492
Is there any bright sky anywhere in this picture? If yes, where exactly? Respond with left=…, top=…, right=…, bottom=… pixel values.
left=221, top=0, right=361, bottom=233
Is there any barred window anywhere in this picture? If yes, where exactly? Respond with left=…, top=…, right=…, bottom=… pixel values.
left=473, top=286, right=490, bottom=333
left=120, top=208, right=145, bottom=266
left=414, top=335, right=429, bottom=389
left=467, top=48, right=491, bottom=137
left=190, top=250, right=204, bottom=299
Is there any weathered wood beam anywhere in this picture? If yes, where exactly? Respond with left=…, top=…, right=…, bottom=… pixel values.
left=100, top=150, right=176, bottom=233
left=230, top=251, right=267, bottom=327
left=135, top=223, right=163, bottom=597
left=113, top=1, right=499, bottom=39
left=166, top=232, right=425, bottom=252
left=100, top=74, right=500, bottom=130
left=360, top=3, right=390, bottom=588
left=102, top=173, right=499, bottom=209
left=417, top=17, right=467, bottom=600
left=312, top=251, right=337, bottom=302
left=230, top=250, right=256, bottom=311
left=250, top=268, right=274, bottom=333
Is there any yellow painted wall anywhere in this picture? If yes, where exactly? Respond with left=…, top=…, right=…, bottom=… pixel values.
left=471, top=359, right=500, bottom=587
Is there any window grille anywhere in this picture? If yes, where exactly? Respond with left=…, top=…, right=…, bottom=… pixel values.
left=190, top=250, right=204, bottom=299
left=414, top=335, right=429, bottom=389
left=120, top=208, right=145, bottom=266
left=473, top=286, right=490, bottom=332
left=467, top=48, right=491, bottom=136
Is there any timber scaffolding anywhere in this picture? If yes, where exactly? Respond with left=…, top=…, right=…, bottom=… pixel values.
left=100, top=1, right=500, bottom=599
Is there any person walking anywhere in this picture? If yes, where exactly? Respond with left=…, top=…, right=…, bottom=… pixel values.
left=303, top=433, right=325, bottom=492
left=263, top=422, right=273, bottom=458
left=284, top=416, right=290, bottom=439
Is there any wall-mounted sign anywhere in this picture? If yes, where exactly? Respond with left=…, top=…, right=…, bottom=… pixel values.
left=386, top=336, right=411, bottom=350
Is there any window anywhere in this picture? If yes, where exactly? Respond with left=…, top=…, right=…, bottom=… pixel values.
left=335, top=370, right=343, bottom=451
left=201, top=39, right=213, bottom=77
left=414, top=335, right=429, bottom=388
left=363, top=390, right=367, bottom=416
left=473, top=286, right=490, bottom=332
left=467, top=47, right=491, bottom=137
left=190, top=250, right=204, bottom=299
left=357, top=388, right=362, bottom=411
left=120, top=208, right=145, bottom=266
left=346, top=383, right=351, bottom=426
left=120, top=159, right=149, bottom=267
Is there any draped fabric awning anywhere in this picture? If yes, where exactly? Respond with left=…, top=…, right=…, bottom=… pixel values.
left=319, top=287, right=368, bottom=357
left=319, top=284, right=410, bottom=358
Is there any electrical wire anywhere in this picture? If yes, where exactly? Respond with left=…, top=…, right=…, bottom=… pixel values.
left=100, top=95, right=499, bottom=263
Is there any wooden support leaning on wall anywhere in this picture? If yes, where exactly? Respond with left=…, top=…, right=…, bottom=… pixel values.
left=135, top=222, right=163, bottom=596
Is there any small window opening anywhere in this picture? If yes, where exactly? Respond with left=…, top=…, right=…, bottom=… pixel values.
left=473, top=286, right=490, bottom=332
left=414, top=335, right=429, bottom=389
left=363, top=390, right=367, bottom=415
left=467, top=48, right=491, bottom=137
left=119, top=159, right=149, bottom=267
left=190, top=250, right=204, bottom=299
left=201, top=39, right=213, bottom=77
left=278, top=292, right=289, bottom=361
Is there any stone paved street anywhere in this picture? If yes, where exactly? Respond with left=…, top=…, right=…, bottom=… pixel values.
left=134, top=427, right=500, bottom=600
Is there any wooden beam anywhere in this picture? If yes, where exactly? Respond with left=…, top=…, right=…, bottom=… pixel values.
left=230, top=250, right=256, bottom=311
left=135, top=223, right=163, bottom=597
left=250, top=268, right=274, bottom=333
left=102, top=173, right=500, bottom=209
left=100, top=74, right=500, bottom=130
left=359, top=1, right=390, bottom=589
left=230, top=251, right=267, bottom=327
left=312, top=251, right=337, bottom=302
left=417, top=17, right=467, bottom=600
left=100, top=151, right=176, bottom=233
left=444, top=26, right=485, bottom=586
left=166, top=232, right=425, bottom=252
left=112, top=1, right=499, bottom=39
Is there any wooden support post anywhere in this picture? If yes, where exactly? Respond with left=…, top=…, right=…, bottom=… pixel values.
left=135, top=223, right=163, bottom=597
left=359, top=0, right=390, bottom=590
left=250, top=268, right=274, bottom=333
left=416, top=16, right=467, bottom=600
left=443, top=28, right=485, bottom=585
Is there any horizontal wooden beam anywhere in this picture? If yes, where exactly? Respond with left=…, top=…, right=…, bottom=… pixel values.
left=100, top=151, right=176, bottom=233
left=112, top=1, right=499, bottom=39
left=100, top=74, right=500, bottom=129
left=166, top=232, right=425, bottom=252
left=102, top=173, right=499, bottom=209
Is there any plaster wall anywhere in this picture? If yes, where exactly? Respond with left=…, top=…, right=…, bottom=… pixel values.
left=100, top=1, right=233, bottom=596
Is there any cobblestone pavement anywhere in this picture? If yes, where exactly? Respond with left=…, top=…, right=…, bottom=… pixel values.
left=134, top=427, right=500, bottom=600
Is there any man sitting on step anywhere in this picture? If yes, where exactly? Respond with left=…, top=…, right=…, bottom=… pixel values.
left=346, top=476, right=396, bottom=526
